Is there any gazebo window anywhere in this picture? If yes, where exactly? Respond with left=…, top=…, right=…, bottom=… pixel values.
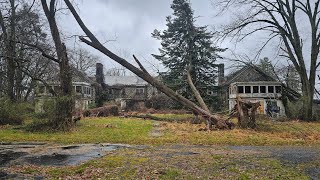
left=245, top=86, right=251, bottom=93
left=260, top=86, right=266, bottom=93
left=253, top=86, right=259, bottom=93
left=268, top=86, right=274, bottom=93
left=275, top=86, right=281, bottom=93
left=238, top=86, right=244, bottom=93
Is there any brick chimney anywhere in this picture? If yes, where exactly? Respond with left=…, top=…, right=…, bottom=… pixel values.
left=96, top=63, right=104, bottom=84
left=218, top=63, right=224, bottom=86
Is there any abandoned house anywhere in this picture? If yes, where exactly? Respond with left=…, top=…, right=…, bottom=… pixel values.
left=94, top=63, right=158, bottom=110
left=220, top=64, right=300, bottom=117
left=35, top=67, right=95, bottom=113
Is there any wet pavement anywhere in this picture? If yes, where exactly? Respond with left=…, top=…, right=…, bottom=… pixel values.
left=0, top=142, right=137, bottom=167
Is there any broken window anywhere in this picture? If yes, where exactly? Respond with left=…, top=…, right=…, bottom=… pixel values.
left=253, top=86, right=259, bottom=93
left=275, top=86, right=281, bottom=93
left=268, top=86, right=274, bottom=93
left=260, top=86, right=266, bottom=93
left=237, top=86, right=244, bottom=93
left=245, top=86, right=251, bottom=93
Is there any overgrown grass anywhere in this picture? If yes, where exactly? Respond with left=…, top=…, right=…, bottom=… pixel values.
left=0, top=115, right=320, bottom=146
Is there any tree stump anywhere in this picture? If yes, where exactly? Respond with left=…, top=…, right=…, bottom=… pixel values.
left=235, top=97, right=261, bottom=129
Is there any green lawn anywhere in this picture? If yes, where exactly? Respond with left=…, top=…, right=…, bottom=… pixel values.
left=0, top=116, right=320, bottom=146
left=0, top=117, right=153, bottom=144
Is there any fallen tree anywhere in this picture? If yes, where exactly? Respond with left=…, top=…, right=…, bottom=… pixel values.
left=63, top=0, right=259, bottom=130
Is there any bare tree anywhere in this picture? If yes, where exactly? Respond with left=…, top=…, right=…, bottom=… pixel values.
left=217, top=0, right=320, bottom=120
left=63, top=0, right=234, bottom=130
left=40, top=0, right=74, bottom=130
left=69, top=47, right=99, bottom=74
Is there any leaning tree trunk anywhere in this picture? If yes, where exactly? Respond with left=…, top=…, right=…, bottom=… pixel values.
left=186, top=67, right=212, bottom=129
left=64, top=0, right=232, bottom=130
left=41, top=0, right=74, bottom=130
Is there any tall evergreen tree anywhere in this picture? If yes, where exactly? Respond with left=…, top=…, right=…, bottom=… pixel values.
left=152, top=0, right=223, bottom=108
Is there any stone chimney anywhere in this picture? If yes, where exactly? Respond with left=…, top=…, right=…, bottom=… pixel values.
left=96, top=63, right=104, bottom=84
left=218, top=63, right=224, bottom=86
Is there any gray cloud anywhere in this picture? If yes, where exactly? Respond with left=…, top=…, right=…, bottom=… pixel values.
left=59, top=0, right=277, bottom=74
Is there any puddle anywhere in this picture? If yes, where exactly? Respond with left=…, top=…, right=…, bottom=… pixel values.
left=0, top=143, right=143, bottom=167
left=0, top=151, right=28, bottom=167
left=61, top=145, right=80, bottom=150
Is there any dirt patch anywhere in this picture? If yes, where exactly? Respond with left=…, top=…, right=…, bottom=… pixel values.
left=150, top=122, right=163, bottom=137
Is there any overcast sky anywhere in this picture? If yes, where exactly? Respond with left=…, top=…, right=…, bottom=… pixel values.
left=58, top=0, right=281, bottom=75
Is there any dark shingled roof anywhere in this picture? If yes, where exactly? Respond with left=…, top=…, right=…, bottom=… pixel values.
left=45, top=65, right=94, bottom=84
left=223, top=64, right=276, bottom=86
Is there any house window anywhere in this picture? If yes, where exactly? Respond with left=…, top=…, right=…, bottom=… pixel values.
left=245, top=86, right=251, bottom=93
left=39, top=86, right=45, bottom=94
left=268, top=86, right=274, bottom=93
left=136, top=88, right=144, bottom=95
left=238, top=86, right=244, bottom=93
left=253, top=86, right=259, bottom=93
left=76, top=86, right=82, bottom=93
left=260, top=86, right=266, bottom=93
left=275, top=86, right=281, bottom=93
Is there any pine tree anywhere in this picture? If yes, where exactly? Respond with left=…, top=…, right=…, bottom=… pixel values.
left=152, top=0, right=223, bottom=107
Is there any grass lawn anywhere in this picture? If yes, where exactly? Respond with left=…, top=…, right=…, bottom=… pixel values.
left=1, top=115, right=320, bottom=179
left=0, top=115, right=320, bottom=146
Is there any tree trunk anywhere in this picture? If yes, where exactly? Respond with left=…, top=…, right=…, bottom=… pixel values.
left=6, top=0, right=17, bottom=101
left=186, top=67, right=212, bottom=129
left=300, top=74, right=314, bottom=121
left=41, top=0, right=74, bottom=130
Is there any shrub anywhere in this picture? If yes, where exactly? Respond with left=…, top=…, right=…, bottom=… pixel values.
left=0, top=98, right=28, bottom=125
left=285, top=97, right=305, bottom=120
